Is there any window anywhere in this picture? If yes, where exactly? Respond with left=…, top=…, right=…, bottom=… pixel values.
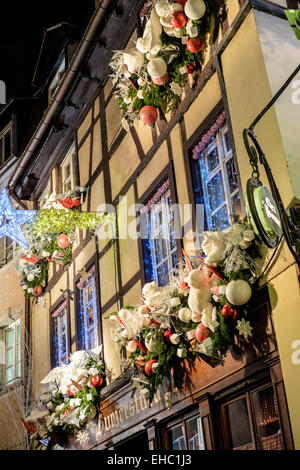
left=0, top=237, right=14, bottom=268
left=38, top=181, right=51, bottom=209
left=76, top=265, right=100, bottom=350
left=141, top=180, right=178, bottom=287
left=0, top=123, right=12, bottom=165
left=60, top=143, right=76, bottom=192
left=4, top=320, right=21, bottom=383
left=51, top=301, right=69, bottom=367
left=220, top=385, right=284, bottom=450
left=48, top=56, right=66, bottom=103
left=163, top=412, right=205, bottom=450
left=191, top=112, right=242, bottom=233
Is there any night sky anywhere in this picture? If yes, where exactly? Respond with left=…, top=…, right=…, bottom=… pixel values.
left=0, top=1, right=95, bottom=100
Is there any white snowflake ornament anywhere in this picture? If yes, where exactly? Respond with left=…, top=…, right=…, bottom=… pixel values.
left=76, top=429, right=90, bottom=445
left=236, top=318, right=253, bottom=340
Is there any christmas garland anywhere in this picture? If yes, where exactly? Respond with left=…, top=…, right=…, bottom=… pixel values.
left=22, top=346, right=107, bottom=449
left=17, top=188, right=108, bottom=297
left=110, top=0, right=226, bottom=127
left=110, top=222, right=261, bottom=402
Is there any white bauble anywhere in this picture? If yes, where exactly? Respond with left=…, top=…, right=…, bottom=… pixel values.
left=126, top=340, right=137, bottom=354
left=145, top=334, right=156, bottom=352
left=27, top=273, right=35, bottom=282
left=178, top=307, right=192, bottom=323
left=184, top=0, right=206, bottom=20
left=225, top=280, right=252, bottom=306
left=147, top=58, right=167, bottom=78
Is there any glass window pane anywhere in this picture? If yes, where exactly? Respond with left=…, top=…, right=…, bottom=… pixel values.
left=168, top=426, right=186, bottom=450
left=226, top=158, right=239, bottom=194
left=231, top=193, right=242, bottom=220
left=154, top=236, right=167, bottom=263
left=211, top=206, right=229, bottom=231
left=206, top=146, right=219, bottom=173
left=6, top=328, right=15, bottom=348
left=207, top=172, right=225, bottom=212
left=6, top=347, right=14, bottom=367
left=6, top=366, right=14, bottom=383
left=225, top=398, right=254, bottom=450
left=222, top=130, right=231, bottom=157
left=252, top=386, right=283, bottom=450
left=186, top=417, right=205, bottom=450
left=157, top=260, right=169, bottom=287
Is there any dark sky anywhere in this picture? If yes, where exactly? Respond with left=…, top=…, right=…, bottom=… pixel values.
left=0, top=1, right=95, bottom=99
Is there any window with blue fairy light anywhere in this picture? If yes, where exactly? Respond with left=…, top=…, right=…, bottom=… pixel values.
left=51, top=301, right=69, bottom=367
left=76, top=265, right=99, bottom=350
left=141, top=180, right=178, bottom=287
left=191, top=113, right=242, bottom=235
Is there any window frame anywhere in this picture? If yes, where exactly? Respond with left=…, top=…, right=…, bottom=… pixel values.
left=219, top=383, right=285, bottom=450
left=3, top=319, right=21, bottom=384
left=74, top=255, right=102, bottom=352
left=162, top=409, right=206, bottom=451
left=60, top=143, right=77, bottom=193
left=50, top=297, right=71, bottom=369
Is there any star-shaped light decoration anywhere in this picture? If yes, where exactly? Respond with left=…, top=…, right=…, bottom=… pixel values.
left=0, top=188, right=36, bottom=249
left=236, top=318, right=253, bottom=340
left=76, top=429, right=90, bottom=445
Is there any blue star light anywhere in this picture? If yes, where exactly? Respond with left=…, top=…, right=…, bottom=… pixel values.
left=0, top=188, right=36, bottom=249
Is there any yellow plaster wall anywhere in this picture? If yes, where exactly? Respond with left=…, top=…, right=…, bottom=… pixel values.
left=78, top=135, right=91, bottom=187
left=109, top=133, right=140, bottom=201
left=99, top=247, right=118, bottom=308
left=184, top=73, right=221, bottom=140
left=106, top=97, right=122, bottom=149
left=77, top=109, right=92, bottom=145
left=117, top=185, right=140, bottom=287
left=137, top=141, right=169, bottom=199
left=92, top=118, right=102, bottom=174
left=90, top=171, right=105, bottom=212
left=75, top=238, right=96, bottom=274
left=133, top=119, right=153, bottom=155
left=123, top=281, right=142, bottom=307
left=50, top=271, right=68, bottom=306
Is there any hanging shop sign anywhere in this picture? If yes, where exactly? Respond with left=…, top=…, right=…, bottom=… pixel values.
left=246, top=178, right=282, bottom=248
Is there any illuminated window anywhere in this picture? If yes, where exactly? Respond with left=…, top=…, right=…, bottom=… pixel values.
left=164, top=412, right=205, bottom=450
left=76, top=265, right=99, bottom=350
left=0, top=123, right=12, bottom=165
left=141, top=180, right=178, bottom=287
left=51, top=301, right=69, bottom=367
left=191, top=113, right=242, bottom=232
left=4, top=320, right=21, bottom=383
left=61, top=144, right=76, bottom=192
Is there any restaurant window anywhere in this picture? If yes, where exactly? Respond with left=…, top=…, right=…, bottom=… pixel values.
left=140, top=179, right=178, bottom=287
left=51, top=301, right=69, bottom=367
left=76, top=264, right=100, bottom=350
left=60, top=143, right=76, bottom=192
left=190, top=112, right=243, bottom=234
left=163, top=412, right=205, bottom=450
left=4, top=320, right=21, bottom=384
left=0, top=123, right=12, bottom=165
left=220, top=384, right=284, bottom=450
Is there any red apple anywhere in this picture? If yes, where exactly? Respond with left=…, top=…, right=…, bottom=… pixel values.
left=187, top=63, right=195, bottom=74
left=171, top=11, right=187, bottom=28
left=144, top=359, right=157, bottom=376
left=222, top=304, right=238, bottom=321
left=33, top=285, right=43, bottom=297
left=139, top=105, right=158, bottom=125
left=195, top=323, right=210, bottom=343
left=187, top=37, right=204, bottom=53
left=89, top=375, right=103, bottom=388
left=151, top=73, right=169, bottom=86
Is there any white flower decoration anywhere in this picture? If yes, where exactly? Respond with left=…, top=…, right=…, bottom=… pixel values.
left=76, top=430, right=90, bottom=445
left=170, top=82, right=183, bottom=96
